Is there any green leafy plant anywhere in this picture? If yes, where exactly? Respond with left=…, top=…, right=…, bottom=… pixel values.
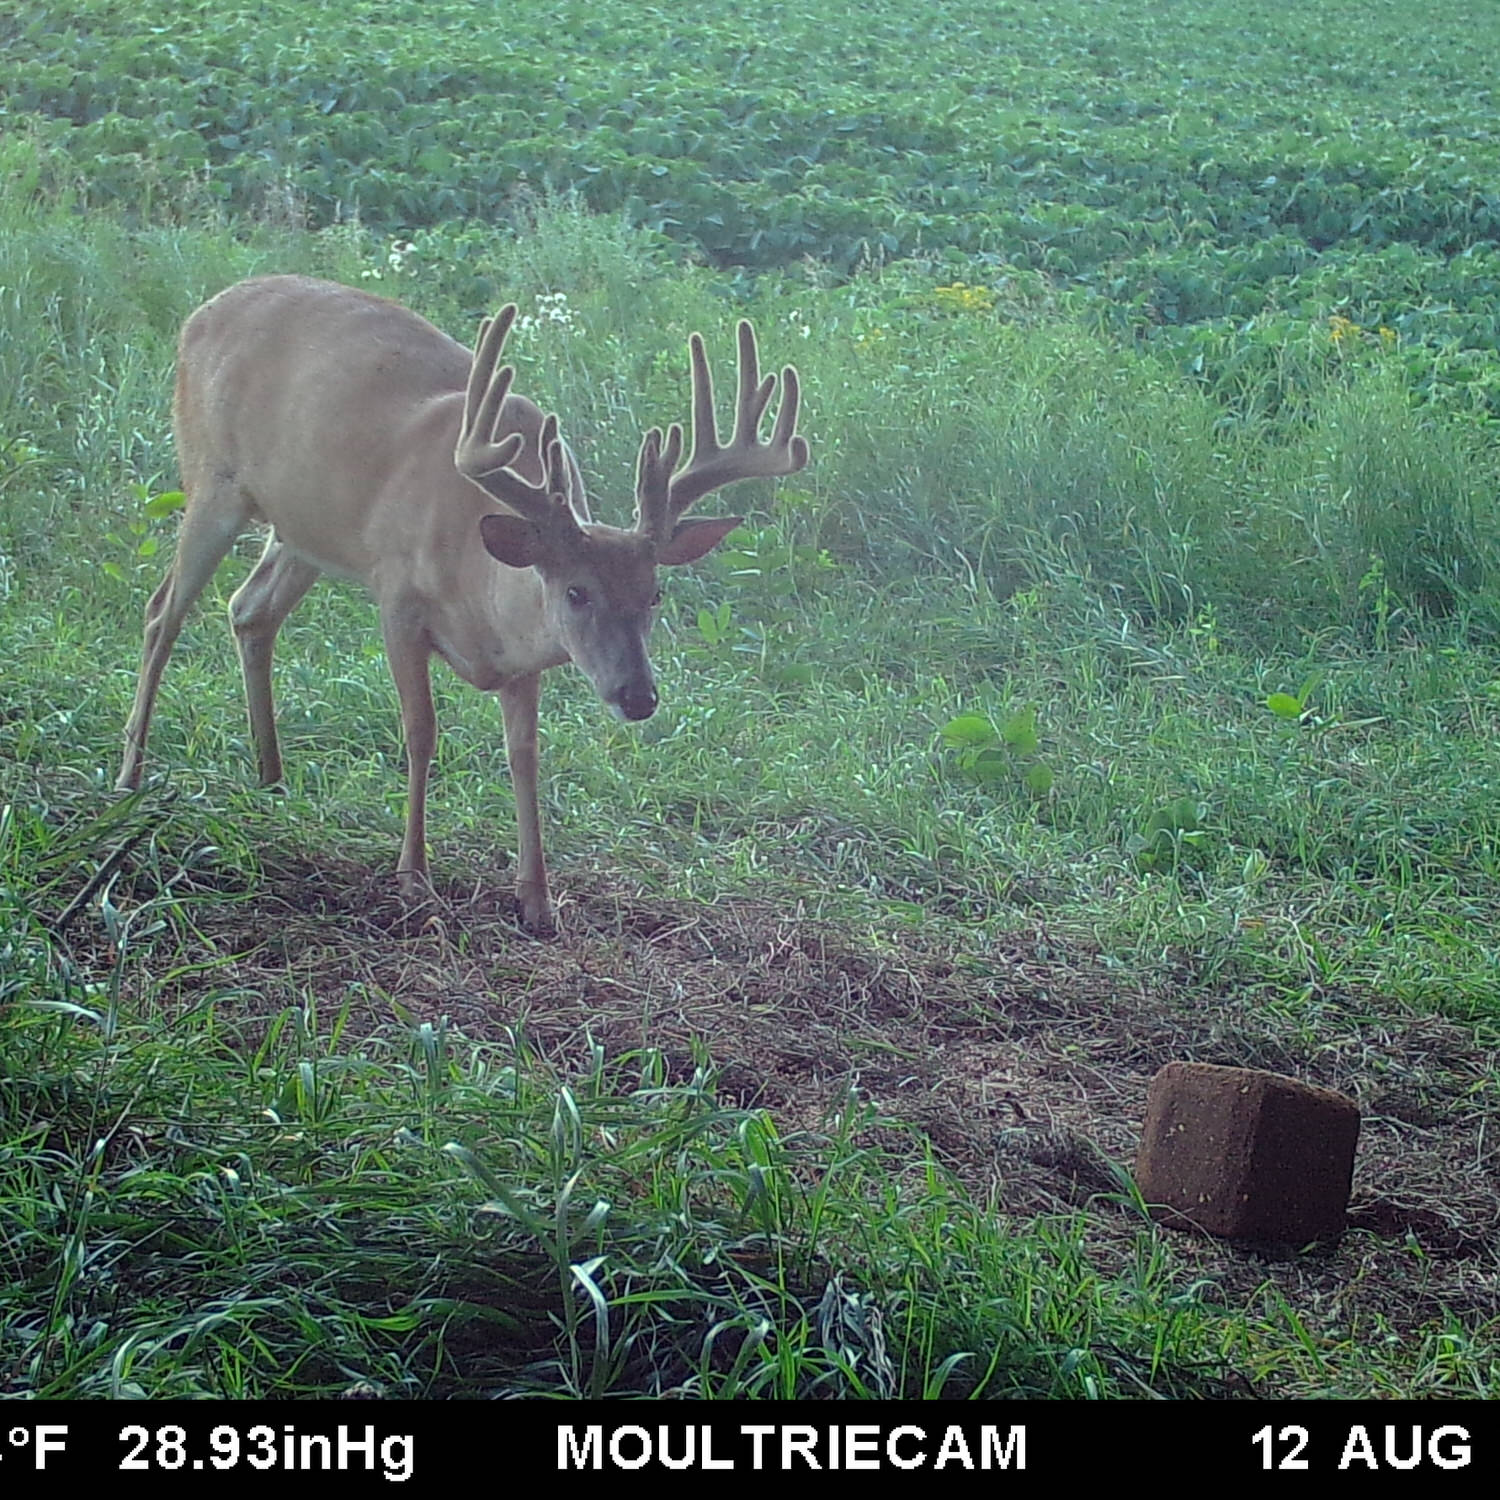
left=695, top=598, right=733, bottom=651
left=939, top=708, right=1054, bottom=797
left=1359, top=554, right=1398, bottom=651
left=712, top=519, right=836, bottom=600
left=102, top=482, right=185, bottom=586
left=1266, top=672, right=1323, bottom=725
left=1130, top=797, right=1211, bottom=873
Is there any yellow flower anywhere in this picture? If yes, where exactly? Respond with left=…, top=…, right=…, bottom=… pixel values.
left=1328, top=314, right=1359, bottom=345
left=1378, top=325, right=1397, bottom=346
left=933, top=281, right=996, bottom=315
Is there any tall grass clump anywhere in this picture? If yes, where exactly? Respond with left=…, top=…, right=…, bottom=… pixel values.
left=1299, top=374, right=1498, bottom=626
left=755, top=285, right=1500, bottom=648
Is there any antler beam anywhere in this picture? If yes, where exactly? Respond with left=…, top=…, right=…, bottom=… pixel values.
left=635, top=320, right=809, bottom=542
left=455, top=304, right=576, bottom=531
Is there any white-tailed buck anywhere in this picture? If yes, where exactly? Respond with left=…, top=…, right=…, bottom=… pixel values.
left=117, top=276, right=808, bottom=929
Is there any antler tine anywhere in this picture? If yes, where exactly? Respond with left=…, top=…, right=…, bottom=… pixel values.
left=455, top=306, right=577, bottom=531
left=772, top=364, right=807, bottom=459
left=732, top=320, right=778, bottom=446
left=688, top=333, right=719, bottom=463
left=461, top=306, right=520, bottom=459
left=539, top=412, right=559, bottom=479
left=658, top=318, right=809, bottom=525
left=541, top=418, right=581, bottom=526
left=633, top=422, right=684, bottom=539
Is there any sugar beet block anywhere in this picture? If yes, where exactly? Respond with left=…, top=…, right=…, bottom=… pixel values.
left=1136, top=1062, right=1360, bottom=1243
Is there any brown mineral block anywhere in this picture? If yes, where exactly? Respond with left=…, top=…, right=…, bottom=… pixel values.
left=1135, top=1062, right=1360, bottom=1243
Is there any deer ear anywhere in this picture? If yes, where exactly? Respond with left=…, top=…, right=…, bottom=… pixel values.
left=658, top=516, right=742, bottom=566
left=480, top=513, right=545, bottom=568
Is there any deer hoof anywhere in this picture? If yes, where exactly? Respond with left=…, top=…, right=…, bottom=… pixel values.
left=516, top=889, right=557, bottom=937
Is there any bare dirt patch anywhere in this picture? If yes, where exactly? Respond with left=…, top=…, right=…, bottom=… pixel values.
left=106, top=850, right=1500, bottom=1345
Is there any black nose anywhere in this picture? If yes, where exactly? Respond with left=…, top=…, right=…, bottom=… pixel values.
left=618, top=682, right=659, bottom=721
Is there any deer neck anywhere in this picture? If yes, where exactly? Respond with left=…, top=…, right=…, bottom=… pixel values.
left=425, top=545, right=570, bottom=692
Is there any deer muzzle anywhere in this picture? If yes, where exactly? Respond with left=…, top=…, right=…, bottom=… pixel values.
left=614, top=679, right=660, bottom=722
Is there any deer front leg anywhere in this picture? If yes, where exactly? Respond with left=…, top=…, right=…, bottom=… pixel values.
left=382, top=617, right=437, bottom=897
left=499, top=672, right=553, bottom=932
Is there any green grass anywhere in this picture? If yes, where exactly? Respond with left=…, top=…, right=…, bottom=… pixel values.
left=3, top=0, right=1500, bottom=1400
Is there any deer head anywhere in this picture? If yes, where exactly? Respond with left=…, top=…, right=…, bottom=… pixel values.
left=455, top=307, right=808, bottom=721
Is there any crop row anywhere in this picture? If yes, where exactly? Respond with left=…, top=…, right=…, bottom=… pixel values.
left=3, top=0, right=1499, bottom=412
left=6, top=0, right=1499, bottom=271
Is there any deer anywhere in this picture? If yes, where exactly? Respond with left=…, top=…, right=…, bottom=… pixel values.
left=116, top=275, right=808, bottom=931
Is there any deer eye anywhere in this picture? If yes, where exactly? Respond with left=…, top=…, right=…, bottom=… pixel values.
left=566, top=586, right=591, bottom=609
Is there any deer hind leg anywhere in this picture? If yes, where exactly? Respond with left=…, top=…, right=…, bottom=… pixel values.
left=499, top=671, right=553, bottom=932
left=117, top=480, right=249, bottom=791
left=228, top=533, right=320, bottom=787
left=380, top=614, right=437, bottom=895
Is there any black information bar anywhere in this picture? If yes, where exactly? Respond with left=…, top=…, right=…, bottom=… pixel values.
left=0, top=1403, right=1486, bottom=1485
